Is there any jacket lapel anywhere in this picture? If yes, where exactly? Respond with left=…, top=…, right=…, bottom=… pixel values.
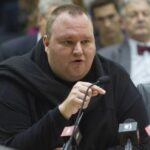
left=118, top=39, right=131, bottom=74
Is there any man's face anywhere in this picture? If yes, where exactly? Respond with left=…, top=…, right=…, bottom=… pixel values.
left=122, top=1, right=150, bottom=41
left=93, top=4, right=121, bottom=43
left=44, top=13, right=96, bottom=82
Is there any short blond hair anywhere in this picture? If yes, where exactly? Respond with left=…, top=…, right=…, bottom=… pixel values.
left=45, top=4, right=90, bottom=38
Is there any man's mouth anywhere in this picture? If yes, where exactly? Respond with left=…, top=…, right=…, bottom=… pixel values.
left=74, top=59, right=82, bottom=62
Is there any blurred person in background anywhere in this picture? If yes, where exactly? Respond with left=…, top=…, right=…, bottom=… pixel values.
left=18, top=0, right=39, bottom=35
left=0, top=0, right=73, bottom=62
left=72, top=0, right=96, bottom=10
left=72, top=0, right=84, bottom=8
left=90, top=0, right=124, bottom=49
left=0, top=0, right=23, bottom=44
left=25, top=7, right=39, bottom=35
left=99, top=0, right=150, bottom=86
left=73, top=0, right=96, bottom=10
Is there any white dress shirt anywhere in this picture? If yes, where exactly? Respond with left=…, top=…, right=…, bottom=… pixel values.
left=37, top=33, right=42, bottom=42
left=129, top=38, right=150, bottom=86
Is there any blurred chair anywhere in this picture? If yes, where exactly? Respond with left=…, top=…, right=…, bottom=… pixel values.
left=137, top=83, right=150, bottom=122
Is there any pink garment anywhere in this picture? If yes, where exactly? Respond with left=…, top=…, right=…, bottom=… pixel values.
left=26, top=26, right=39, bottom=35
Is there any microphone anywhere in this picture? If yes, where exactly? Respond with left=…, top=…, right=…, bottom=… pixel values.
left=62, top=76, right=110, bottom=150
left=118, top=118, right=139, bottom=150
left=96, top=76, right=110, bottom=85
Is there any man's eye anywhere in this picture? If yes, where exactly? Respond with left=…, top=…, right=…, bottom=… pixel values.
left=96, top=17, right=104, bottom=22
left=63, top=41, right=73, bottom=45
left=108, top=14, right=116, bottom=20
left=143, top=11, right=150, bottom=17
left=81, top=40, right=90, bottom=45
left=126, top=12, right=137, bottom=18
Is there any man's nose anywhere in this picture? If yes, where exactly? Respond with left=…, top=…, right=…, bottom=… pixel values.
left=104, top=19, right=111, bottom=27
left=137, top=13, right=145, bottom=20
left=73, top=42, right=83, bottom=54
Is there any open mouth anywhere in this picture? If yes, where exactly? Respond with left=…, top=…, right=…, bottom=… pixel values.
left=72, top=59, right=84, bottom=65
left=74, top=60, right=82, bottom=62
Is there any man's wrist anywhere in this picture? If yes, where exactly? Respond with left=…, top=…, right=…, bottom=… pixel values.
left=58, top=103, right=72, bottom=119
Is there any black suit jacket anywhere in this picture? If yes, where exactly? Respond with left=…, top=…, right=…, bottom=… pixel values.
left=0, top=33, right=38, bottom=62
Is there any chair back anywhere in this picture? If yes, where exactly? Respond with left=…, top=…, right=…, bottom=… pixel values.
left=137, top=83, right=150, bottom=122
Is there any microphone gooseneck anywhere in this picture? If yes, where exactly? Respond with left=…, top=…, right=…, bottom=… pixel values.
left=63, top=76, right=110, bottom=150
left=125, top=139, right=132, bottom=150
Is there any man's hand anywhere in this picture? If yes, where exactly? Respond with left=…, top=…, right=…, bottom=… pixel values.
left=59, top=81, right=106, bottom=119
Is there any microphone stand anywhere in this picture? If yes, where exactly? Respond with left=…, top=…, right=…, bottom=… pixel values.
left=118, top=119, right=138, bottom=150
left=124, top=139, right=132, bottom=150
left=63, top=80, right=100, bottom=150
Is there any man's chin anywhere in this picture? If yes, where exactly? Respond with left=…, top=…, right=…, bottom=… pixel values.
left=67, top=74, right=86, bottom=82
left=135, top=29, right=149, bottom=35
left=133, top=34, right=150, bottom=42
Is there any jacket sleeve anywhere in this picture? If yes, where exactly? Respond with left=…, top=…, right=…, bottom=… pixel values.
left=0, top=78, right=67, bottom=150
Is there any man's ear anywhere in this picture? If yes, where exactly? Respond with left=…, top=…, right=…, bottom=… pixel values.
left=43, top=35, right=49, bottom=53
left=43, top=35, right=49, bottom=46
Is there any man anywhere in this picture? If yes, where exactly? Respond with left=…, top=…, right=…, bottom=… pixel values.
left=0, top=4, right=149, bottom=150
left=0, top=0, right=73, bottom=62
left=98, top=0, right=150, bottom=86
left=90, top=0, right=124, bottom=49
